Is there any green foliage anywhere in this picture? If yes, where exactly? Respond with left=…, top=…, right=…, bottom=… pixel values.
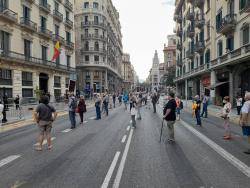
left=163, top=67, right=176, bottom=87
left=34, top=86, right=43, bottom=100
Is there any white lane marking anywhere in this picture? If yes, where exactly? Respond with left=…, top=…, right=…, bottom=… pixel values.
left=34, top=137, right=56, bottom=146
left=113, top=129, right=134, bottom=188
left=181, top=120, right=250, bottom=177
left=121, top=135, right=127, bottom=143
left=0, top=155, right=21, bottom=168
left=83, top=121, right=88, bottom=123
left=62, top=129, right=72, bottom=133
left=89, top=117, right=96, bottom=120
left=129, top=120, right=132, bottom=124
left=126, top=126, right=130, bottom=131
left=101, top=151, right=121, bottom=188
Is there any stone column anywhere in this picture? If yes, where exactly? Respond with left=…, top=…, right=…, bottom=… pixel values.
left=210, top=70, right=216, bottom=104
left=229, top=71, right=234, bottom=105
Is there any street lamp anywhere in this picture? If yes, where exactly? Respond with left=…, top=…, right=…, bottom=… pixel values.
left=2, top=87, right=7, bottom=123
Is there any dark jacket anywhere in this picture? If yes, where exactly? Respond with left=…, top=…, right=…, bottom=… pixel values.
left=78, top=99, right=86, bottom=112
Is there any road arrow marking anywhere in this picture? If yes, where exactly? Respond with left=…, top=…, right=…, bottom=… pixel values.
left=121, top=135, right=127, bottom=143
left=181, top=120, right=250, bottom=177
left=0, top=155, right=21, bottom=168
left=101, top=151, right=121, bottom=188
left=34, top=137, right=56, bottom=146
left=113, top=129, right=134, bottom=188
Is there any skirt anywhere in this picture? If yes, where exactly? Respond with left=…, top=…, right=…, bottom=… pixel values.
left=242, top=126, right=250, bottom=136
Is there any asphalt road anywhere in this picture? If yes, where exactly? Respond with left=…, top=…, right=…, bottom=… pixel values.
left=0, top=102, right=250, bottom=188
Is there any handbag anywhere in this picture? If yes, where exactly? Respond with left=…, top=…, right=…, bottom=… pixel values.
left=75, top=107, right=79, bottom=113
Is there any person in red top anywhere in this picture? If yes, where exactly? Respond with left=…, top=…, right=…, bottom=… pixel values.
left=78, top=95, right=87, bottom=125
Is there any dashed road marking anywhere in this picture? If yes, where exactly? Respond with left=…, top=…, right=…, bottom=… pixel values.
left=34, top=137, right=56, bottom=146
left=181, top=120, right=250, bottom=177
left=89, top=117, right=96, bottom=120
left=0, top=155, right=21, bottom=168
left=101, top=151, right=121, bottom=188
left=62, top=129, right=72, bottom=133
left=126, top=126, right=130, bottom=131
left=113, top=129, right=134, bottom=188
left=121, top=135, right=127, bottom=143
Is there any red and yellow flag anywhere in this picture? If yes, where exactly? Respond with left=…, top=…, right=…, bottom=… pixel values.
left=51, top=41, right=60, bottom=62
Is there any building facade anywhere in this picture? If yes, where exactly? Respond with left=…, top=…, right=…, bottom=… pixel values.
left=75, top=0, right=123, bottom=94
left=163, top=34, right=177, bottom=68
left=121, top=53, right=133, bottom=92
left=174, top=0, right=250, bottom=106
left=0, top=0, right=75, bottom=100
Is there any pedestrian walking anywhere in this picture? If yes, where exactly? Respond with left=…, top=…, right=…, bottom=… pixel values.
left=236, top=95, right=243, bottom=115
left=221, top=96, right=232, bottom=140
left=175, top=96, right=182, bottom=121
left=201, top=94, right=209, bottom=118
left=78, top=95, right=87, bottom=125
left=163, top=92, right=177, bottom=143
left=95, top=94, right=102, bottom=120
left=131, top=99, right=137, bottom=128
left=239, top=92, right=250, bottom=154
left=0, top=100, right=4, bottom=126
left=14, top=95, right=20, bottom=110
left=151, top=92, right=158, bottom=113
left=33, top=95, right=57, bottom=151
left=113, top=93, right=116, bottom=108
left=103, top=94, right=109, bottom=116
left=68, top=93, right=77, bottom=129
left=137, top=93, right=142, bottom=120
left=194, top=95, right=202, bottom=126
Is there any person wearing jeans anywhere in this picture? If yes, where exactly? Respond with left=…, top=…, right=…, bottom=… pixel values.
left=68, top=93, right=77, bottom=129
left=194, top=95, right=202, bottom=126
left=222, top=96, right=232, bottom=140
left=95, top=95, right=101, bottom=120
left=201, top=95, right=209, bottom=118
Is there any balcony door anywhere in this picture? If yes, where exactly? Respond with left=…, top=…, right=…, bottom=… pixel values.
left=24, top=39, right=31, bottom=59
left=0, top=31, right=10, bottom=54
left=41, top=16, right=47, bottom=30
left=0, top=0, right=8, bottom=11
left=23, top=6, right=30, bottom=20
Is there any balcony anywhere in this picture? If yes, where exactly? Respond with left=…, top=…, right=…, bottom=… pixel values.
left=186, top=10, right=194, bottom=20
left=82, top=21, right=106, bottom=29
left=186, top=49, right=194, bottom=59
left=52, top=34, right=65, bottom=45
left=39, top=0, right=51, bottom=13
left=0, top=8, right=18, bottom=23
left=53, top=10, right=63, bottom=22
left=65, top=0, right=73, bottom=11
left=64, top=18, right=73, bottom=28
left=241, top=0, right=250, bottom=13
left=174, top=14, right=182, bottom=23
left=81, top=47, right=106, bottom=54
left=0, top=50, right=75, bottom=73
left=65, top=41, right=74, bottom=50
left=187, top=25, right=195, bottom=38
left=20, top=17, right=37, bottom=32
left=25, top=0, right=35, bottom=3
left=194, top=0, right=204, bottom=8
left=216, top=14, right=236, bottom=35
left=195, top=18, right=205, bottom=29
left=38, top=27, right=52, bottom=39
left=194, top=41, right=205, bottom=54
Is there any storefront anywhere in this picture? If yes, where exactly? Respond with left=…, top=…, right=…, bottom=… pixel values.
left=201, top=75, right=211, bottom=96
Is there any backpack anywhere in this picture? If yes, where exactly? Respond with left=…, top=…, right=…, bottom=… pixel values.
left=180, top=101, right=183, bottom=109
left=70, top=98, right=77, bottom=110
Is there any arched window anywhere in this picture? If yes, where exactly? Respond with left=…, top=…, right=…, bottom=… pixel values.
left=94, top=42, right=99, bottom=51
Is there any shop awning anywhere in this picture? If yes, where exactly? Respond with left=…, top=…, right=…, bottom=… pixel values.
left=207, top=81, right=229, bottom=90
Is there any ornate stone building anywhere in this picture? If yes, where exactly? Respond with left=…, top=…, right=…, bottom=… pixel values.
left=0, top=0, right=75, bottom=100
left=75, top=0, right=123, bottom=94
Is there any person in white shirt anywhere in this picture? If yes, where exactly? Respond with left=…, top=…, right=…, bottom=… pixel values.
left=236, top=95, right=243, bottom=115
left=240, top=92, right=250, bottom=154
left=0, top=100, right=4, bottom=126
left=221, top=96, right=232, bottom=140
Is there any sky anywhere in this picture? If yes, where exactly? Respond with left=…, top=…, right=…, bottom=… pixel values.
left=112, top=0, right=175, bottom=81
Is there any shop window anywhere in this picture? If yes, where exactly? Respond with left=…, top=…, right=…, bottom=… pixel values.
left=22, top=71, right=33, bottom=86
left=0, top=88, right=12, bottom=98
left=22, top=88, right=33, bottom=98
left=0, top=68, right=12, bottom=85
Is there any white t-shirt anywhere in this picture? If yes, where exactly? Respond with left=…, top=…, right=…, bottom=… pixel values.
left=222, top=102, right=231, bottom=117
left=236, top=98, right=243, bottom=106
left=0, top=104, right=4, bottom=113
left=241, top=101, right=250, bottom=113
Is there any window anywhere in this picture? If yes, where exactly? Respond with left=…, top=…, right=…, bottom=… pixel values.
left=54, top=76, right=61, bottom=87
left=200, top=55, right=204, bottom=65
left=65, top=77, right=69, bottom=88
left=55, top=24, right=59, bottom=35
left=217, top=41, right=223, bottom=57
left=206, top=21, right=210, bottom=40
left=84, top=16, right=88, bottom=23
left=0, top=68, right=12, bottom=86
left=41, top=45, right=47, bottom=61
left=54, top=89, right=61, bottom=100
left=84, top=41, right=89, bottom=51
left=205, top=49, right=210, bottom=64
left=22, top=88, right=33, bottom=97
left=216, top=10, right=222, bottom=31
left=95, top=29, right=98, bottom=37
left=66, top=31, right=71, bottom=42
left=66, top=55, right=71, bottom=67
left=207, top=0, right=210, bottom=11
left=84, top=2, right=89, bottom=9
left=0, top=88, right=12, bottom=98
left=226, top=36, right=234, bottom=51
left=40, top=16, right=47, bottom=31
left=54, top=1, right=59, bottom=11
left=22, top=72, right=33, bottom=86
left=23, top=5, right=30, bottom=19
left=24, top=39, right=31, bottom=59
left=94, top=42, right=99, bottom=51
left=242, top=25, right=249, bottom=45
left=0, top=30, right=10, bottom=53
left=93, top=2, right=99, bottom=9
left=85, top=55, right=89, bottom=62
left=94, top=71, right=99, bottom=78
left=94, top=16, right=99, bottom=24
left=85, top=29, right=88, bottom=36
left=56, top=55, right=60, bottom=64
left=240, top=0, right=247, bottom=10
left=94, top=55, right=99, bottom=62
left=66, top=10, right=69, bottom=20
left=0, top=0, right=8, bottom=10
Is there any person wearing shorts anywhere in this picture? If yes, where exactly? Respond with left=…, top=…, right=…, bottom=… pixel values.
left=34, top=95, right=57, bottom=151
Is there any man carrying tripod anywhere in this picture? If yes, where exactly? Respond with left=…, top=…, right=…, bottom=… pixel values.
left=162, top=92, right=177, bottom=143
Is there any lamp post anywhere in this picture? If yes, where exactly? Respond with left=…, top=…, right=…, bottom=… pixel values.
left=2, top=87, right=7, bottom=123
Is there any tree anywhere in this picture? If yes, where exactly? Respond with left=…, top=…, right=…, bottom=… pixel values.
left=162, top=66, right=176, bottom=87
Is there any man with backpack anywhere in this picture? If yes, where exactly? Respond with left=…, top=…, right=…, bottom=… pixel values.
left=163, top=92, right=177, bottom=143
left=68, top=93, right=77, bottom=129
